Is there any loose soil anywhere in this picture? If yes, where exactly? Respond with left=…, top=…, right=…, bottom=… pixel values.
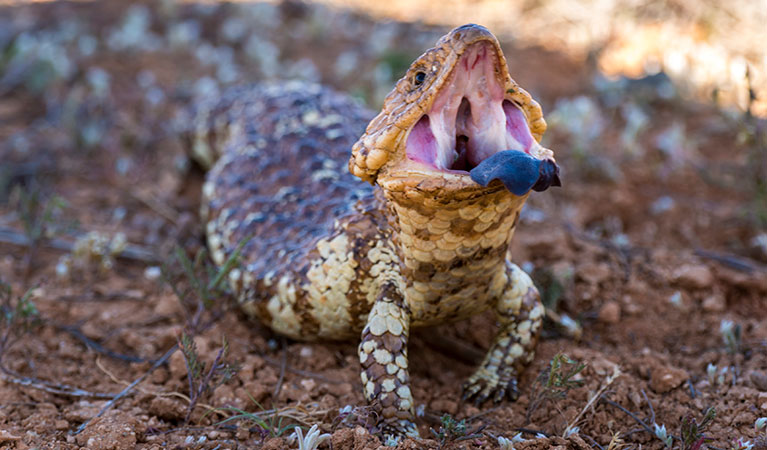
left=0, top=1, right=765, bottom=449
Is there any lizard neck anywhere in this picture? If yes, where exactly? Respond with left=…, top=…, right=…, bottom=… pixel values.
left=381, top=185, right=527, bottom=322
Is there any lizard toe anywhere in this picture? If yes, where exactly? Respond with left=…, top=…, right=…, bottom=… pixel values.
left=461, top=377, right=484, bottom=401
left=379, top=419, right=419, bottom=446
left=462, top=368, right=519, bottom=405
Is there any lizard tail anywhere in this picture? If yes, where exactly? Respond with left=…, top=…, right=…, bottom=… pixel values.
left=176, top=86, right=250, bottom=170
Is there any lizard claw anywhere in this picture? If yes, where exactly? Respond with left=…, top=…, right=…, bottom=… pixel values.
left=379, top=419, right=419, bottom=446
left=461, top=368, right=519, bottom=405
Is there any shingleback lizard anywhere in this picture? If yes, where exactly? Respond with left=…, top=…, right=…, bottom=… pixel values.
left=186, top=24, right=560, bottom=439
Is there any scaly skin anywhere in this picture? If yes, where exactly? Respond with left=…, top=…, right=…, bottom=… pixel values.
left=188, top=24, right=554, bottom=440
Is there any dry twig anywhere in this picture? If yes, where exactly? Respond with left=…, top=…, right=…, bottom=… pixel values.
left=0, top=226, right=159, bottom=263
left=272, top=338, right=288, bottom=399
left=128, top=189, right=180, bottom=226
left=261, top=354, right=342, bottom=385
left=563, top=363, right=621, bottom=437
left=56, top=324, right=150, bottom=363
left=0, top=366, right=115, bottom=399
left=72, top=345, right=178, bottom=435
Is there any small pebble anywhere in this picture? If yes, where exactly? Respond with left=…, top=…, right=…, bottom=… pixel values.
left=430, top=399, right=458, bottom=415
left=577, top=262, right=611, bottom=285
left=236, top=427, right=249, bottom=440
left=598, top=301, right=621, bottom=324
left=752, top=372, right=767, bottom=392
left=300, top=378, right=316, bottom=391
left=672, top=264, right=713, bottom=289
left=650, top=365, right=688, bottom=393
left=701, top=294, right=726, bottom=312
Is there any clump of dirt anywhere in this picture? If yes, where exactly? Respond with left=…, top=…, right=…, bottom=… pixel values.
left=0, top=1, right=765, bottom=449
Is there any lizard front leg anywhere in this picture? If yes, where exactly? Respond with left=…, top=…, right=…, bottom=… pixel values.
left=463, top=262, right=544, bottom=403
left=358, top=281, right=418, bottom=439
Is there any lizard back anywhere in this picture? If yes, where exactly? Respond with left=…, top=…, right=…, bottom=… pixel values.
left=192, top=82, right=387, bottom=339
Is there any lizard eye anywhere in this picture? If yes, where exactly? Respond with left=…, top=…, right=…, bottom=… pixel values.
left=413, top=71, right=426, bottom=86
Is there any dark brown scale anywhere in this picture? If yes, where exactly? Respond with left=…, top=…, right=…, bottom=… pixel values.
left=197, top=83, right=383, bottom=308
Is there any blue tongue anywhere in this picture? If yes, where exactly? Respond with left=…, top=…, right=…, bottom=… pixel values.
left=469, top=150, right=561, bottom=196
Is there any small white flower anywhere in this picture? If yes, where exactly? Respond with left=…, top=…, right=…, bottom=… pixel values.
left=734, top=438, right=754, bottom=450
left=86, top=67, right=111, bottom=98
left=55, top=258, right=70, bottom=278
left=78, top=35, right=98, bottom=56
left=548, top=96, right=605, bottom=152
left=651, top=196, right=675, bottom=215
left=193, top=76, right=219, bottom=100
left=653, top=423, right=672, bottom=448
left=756, top=417, right=767, bottom=431
left=565, top=426, right=580, bottom=437
left=221, top=17, right=248, bottom=42
left=497, top=436, right=516, bottom=450
left=720, top=319, right=734, bottom=336
left=384, top=435, right=400, bottom=446
left=560, top=314, right=579, bottom=334
left=144, top=266, right=162, bottom=281
left=292, top=424, right=330, bottom=450
left=166, top=19, right=200, bottom=48
left=717, top=366, right=729, bottom=386
left=521, top=261, right=535, bottom=274
left=706, top=363, right=717, bottom=384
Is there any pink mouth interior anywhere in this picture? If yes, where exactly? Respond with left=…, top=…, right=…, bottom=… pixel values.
left=406, top=42, right=535, bottom=172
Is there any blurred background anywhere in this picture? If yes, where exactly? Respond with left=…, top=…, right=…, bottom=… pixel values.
left=1, top=0, right=766, bottom=274
left=320, top=0, right=767, bottom=117
left=1, top=2, right=766, bottom=448
left=0, top=0, right=765, bottom=260
left=1, top=0, right=766, bottom=109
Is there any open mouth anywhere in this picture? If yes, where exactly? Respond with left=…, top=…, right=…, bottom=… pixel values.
left=405, top=42, right=536, bottom=173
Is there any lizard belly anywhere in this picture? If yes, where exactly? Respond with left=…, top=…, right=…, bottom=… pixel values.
left=386, top=185, right=527, bottom=327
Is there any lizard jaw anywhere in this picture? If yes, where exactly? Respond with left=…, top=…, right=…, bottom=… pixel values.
left=350, top=24, right=554, bottom=192
left=405, top=42, right=536, bottom=173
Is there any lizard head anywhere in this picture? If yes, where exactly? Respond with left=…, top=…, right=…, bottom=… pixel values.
left=349, top=24, right=559, bottom=198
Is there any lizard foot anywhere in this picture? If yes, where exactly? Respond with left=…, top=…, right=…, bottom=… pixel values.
left=379, top=419, right=419, bottom=446
left=461, top=366, right=519, bottom=405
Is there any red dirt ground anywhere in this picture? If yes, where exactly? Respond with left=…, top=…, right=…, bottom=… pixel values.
left=0, top=1, right=765, bottom=449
